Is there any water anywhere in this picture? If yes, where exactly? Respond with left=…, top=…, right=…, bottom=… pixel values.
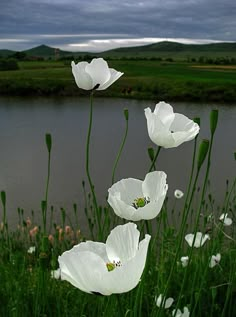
left=0, top=96, right=235, bottom=230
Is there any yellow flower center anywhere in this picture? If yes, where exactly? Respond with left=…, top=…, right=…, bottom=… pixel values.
left=106, top=260, right=122, bottom=272
left=106, top=262, right=116, bottom=272
left=132, top=197, right=150, bottom=209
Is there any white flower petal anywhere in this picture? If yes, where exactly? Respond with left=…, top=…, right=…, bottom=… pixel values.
left=174, top=189, right=184, bottom=199
left=102, top=234, right=151, bottom=294
left=85, top=58, right=111, bottom=88
left=142, top=171, right=168, bottom=201
left=209, top=253, right=221, bottom=268
left=133, top=199, right=166, bottom=220
left=27, top=246, right=36, bottom=254
left=71, top=58, right=123, bottom=91
left=219, top=213, right=232, bottom=226
left=106, top=223, right=139, bottom=263
left=108, top=193, right=138, bottom=220
left=59, top=223, right=151, bottom=296
left=108, top=178, right=143, bottom=205
left=97, top=68, right=124, bottom=90
left=59, top=249, right=108, bottom=294
left=71, top=61, right=93, bottom=90
left=183, top=307, right=190, bottom=317
left=51, top=268, right=61, bottom=279
left=185, top=232, right=210, bottom=248
left=145, top=102, right=199, bottom=148
left=172, top=308, right=182, bottom=317
left=180, top=256, right=189, bottom=267
left=154, top=102, right=175, bottom=128
left=108, top=172, right=167, bottom=221
left=172, top=307, right=190, bottom=317
left=74, top=241, right=109, bottom=262
left=156, top=294, right=174, bottom=308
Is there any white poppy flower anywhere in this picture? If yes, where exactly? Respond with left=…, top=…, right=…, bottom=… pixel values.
left=209, top=253, right=221, bottom=268
left=58, top=223, right=151, bottom=295
left=108, top=171, right=168, bottom=221
left=156, top=294, right=174, bottom=309
left=71, top=58, right=123, bottom=90
left=172, top=307, right=190, bottom=317
left=219, top=213, right=232, bottom=226
left=180, top=256, right=189, bottom=267
left=185, top=232, right=210, bottom=248
left=27, top=246, right=36, bottom=254
left=144, top=101, right=200, bottom=148
left=174, top=189, right=184, bottom=199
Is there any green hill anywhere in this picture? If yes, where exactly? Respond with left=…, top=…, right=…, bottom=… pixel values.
left=1, top=41, right=236, bottom=60
left=0, top=49, right=16, bottom=57
left=101, top=41, right=236, bottom=59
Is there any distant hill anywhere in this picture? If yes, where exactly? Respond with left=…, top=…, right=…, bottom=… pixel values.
left=0, top=41, right=236, bottom=60
left=23, top=44, right=71, bottom=58
left=0, top=49, right=16, bottom=57
left=101, top=41, right=236, bottom=59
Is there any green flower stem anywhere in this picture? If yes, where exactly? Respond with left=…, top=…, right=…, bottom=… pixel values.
left=43, top=149, right=51, bottom=234
left=221, top=251, right=236, bottom=317
left=112, top=108, right=129, bottom=184
left=1, top=191, right=9, bottom=246
left=116, top=294, right=124, bottom=316
left=182, top=135, right=198, bottom=220
left=148, top=146, right=161, bottom=172
left=225, top=176, right=236, bottom=214
left=176, top=132, right=216, bottom=315
left=86, top=92, right=102, bottom=240
left=158, top=138, right=205, bottom=317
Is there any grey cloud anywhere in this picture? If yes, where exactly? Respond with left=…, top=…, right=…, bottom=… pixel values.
left=0, top=0, right=235, bottom=50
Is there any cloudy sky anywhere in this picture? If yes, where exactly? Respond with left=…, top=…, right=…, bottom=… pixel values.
left=1, top=0, right=236, bottom=52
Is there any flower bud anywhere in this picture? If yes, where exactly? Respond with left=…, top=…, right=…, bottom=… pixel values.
left=45, top=133, right=52, bottom=153
left=148, top=147, right=155, bottom=161
left=123, top=108, right=129, bottom=121
left=210, top=109, right=218, bottom=136
left=1, top=191, right=6, bottom=207
left=197, top=139, right=209, bottom=170
left=193, top=117, right=200, bottom=127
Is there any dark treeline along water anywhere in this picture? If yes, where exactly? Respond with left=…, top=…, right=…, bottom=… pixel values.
left=0, top=96, right=235, bottom=231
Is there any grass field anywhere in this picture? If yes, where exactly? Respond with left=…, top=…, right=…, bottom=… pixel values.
left=0, top=60, right=236, bottom=102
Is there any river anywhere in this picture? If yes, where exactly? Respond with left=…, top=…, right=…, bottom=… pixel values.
left=0, top=96, right=235, bottom=230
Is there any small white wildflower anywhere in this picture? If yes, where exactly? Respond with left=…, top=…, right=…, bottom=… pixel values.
left=174, top=189, right=184, bottom=199
left=172, top=307, right=190, bottom=317
left=27, top=246, right=36, bottom=254
left=219, top=213, right=232, bottom=226
left=156, top=294, right=174, bottom=309
left=185, top=232, right=210, bottom=248
left=180, top=256, right=189, bottom=267
left=209, top=253, right=221, bottom=268
left=51, top=268, right=61, bottom=280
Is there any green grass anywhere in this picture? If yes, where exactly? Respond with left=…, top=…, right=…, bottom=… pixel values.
left=0, top=60, right=236, bottom=101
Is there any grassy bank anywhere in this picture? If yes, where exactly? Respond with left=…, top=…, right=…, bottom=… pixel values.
left=0, top=60, right=236, bottom=102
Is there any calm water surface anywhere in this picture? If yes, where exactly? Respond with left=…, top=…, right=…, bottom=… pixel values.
left=0, top=96, right=235, bottom=229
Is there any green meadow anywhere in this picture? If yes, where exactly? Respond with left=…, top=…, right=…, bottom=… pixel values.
left=0, top=59, right=236, bottom=101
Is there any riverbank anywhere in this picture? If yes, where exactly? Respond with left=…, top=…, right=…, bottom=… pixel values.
left=0, top=60, right=236, bottom=102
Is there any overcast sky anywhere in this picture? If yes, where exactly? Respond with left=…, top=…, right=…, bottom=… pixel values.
left=1, top=0, right=236, bottom=52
